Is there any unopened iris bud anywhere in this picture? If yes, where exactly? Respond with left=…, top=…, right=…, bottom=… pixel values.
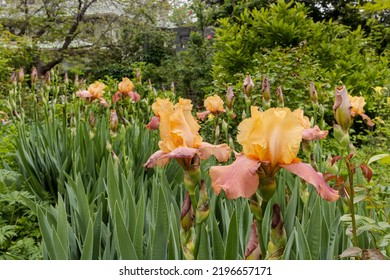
left=170, top=81, right=175, bottom=93
left=266, top=203, right=286, bottom=260
left=31, top=67, right=38, bottom=84
left=136, top=68, right=142, bottom=84
left=333, top=85, right=352, bottom=132
left=181, top=192, right=194, bottom=232
left=245, top=221, right=261, bottom=260
left=44, top=71, right=51, bottom=85
left=310, top=82, right=318, bottom=104
left=74, top=74, right=79, bottom=88
left=243, top=75, right=254, bottom=97
left=10, top=71, right=17, bottom=85
left=89, top=112, right=96, bottom=128
left=225, top=86, right=234, bottom=110
left=109, top=110, right=118, bottom=132
left=196, top=180, right=210, bottom=224
left=262, top=77, right=271, bottom=110
left=18, top=68, right=25, bottom=83
left=64, top=72, right=69, bottom=85
left=276, top=86, right=284, bottom=107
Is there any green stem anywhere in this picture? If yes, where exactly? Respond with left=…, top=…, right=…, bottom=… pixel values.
left=257, top=201, right=268, bottom=259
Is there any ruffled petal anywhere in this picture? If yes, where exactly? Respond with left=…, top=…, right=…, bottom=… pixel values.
left=98, top=97, right=110, bottom=107
left=128, top=91, right=140, bottom=102
left=197, top=142, right=231, bottom=162
left=196, top=110, right=211, bottom=121
left=76, top=90, right=93, bottom=100
left=359, top=113, right=375, bottom=127
left=146, top=116, right=160, bottom=130
left=280, top=162, right=339, bottom=202
left=302, top=125, right=328, bottom=140
left=144, top=150, right=170, bottom=168
left=210, top=154, right=260, bottom=199
left=112, top=92, right=122, bottom=103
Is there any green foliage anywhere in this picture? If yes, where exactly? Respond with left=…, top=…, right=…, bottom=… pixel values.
left=0, top=169, right=41, bottom=260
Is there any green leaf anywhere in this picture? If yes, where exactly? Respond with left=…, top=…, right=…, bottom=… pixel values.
left=285, top=177, right=299, bottom=236
left=114, top=203, right=138, bottom=260
left=294, top=218, right=312, bottom=260
left=151, top=187, right=169, bottom=260
left=197, top=224, right=211, bottom=260
left=211, top=214, right=225, bottom=260
left=56, top=195, right=69, bottom=255
left=368, top=154, right=390, bottom=165
left=224, top=209, right=238, bottom=260
left=306, top=196, right=321, bottom=259
left=80, top=219, right=94, bottom=260
left=37, top=207, right=56, bottom=260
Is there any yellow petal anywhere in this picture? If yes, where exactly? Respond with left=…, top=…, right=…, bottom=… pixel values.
left=204, top=94, right=225, bottom=113
left=158, top=99, right=203, bottom=152
left=88, top=81, right=106, bottom=99
left=152, top=98, right=173, bottom=117
left=348, top=95, right=366, bottom=117
left=237, top=107, right=303, bottom=170
left=293, top=108, right=311, bottom=129
left=118, top=77, right=135, bottom=93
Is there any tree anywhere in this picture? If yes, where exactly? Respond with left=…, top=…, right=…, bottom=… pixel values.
left=0, top=0, right=124, bottom=75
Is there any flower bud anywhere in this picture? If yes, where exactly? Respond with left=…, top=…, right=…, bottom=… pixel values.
left=266, top=203, right=286, bottom=260
left=64, top=72, right=69, bottom=85
left=109, top=110, right=118, bottom=132
left=10, top=71, right=17, bottom=86
left=74, top=74, right=79, bottom=88
left=243, top=75, right=254, bottom=97
left=225, top=86, right=234, bottom=110
left=310, top=82, right=318, bottom=104
left=136, top=68, right=142, bottom=84
left=196, top=180, right=210, bottom=224
left=181, top=192, right=194, bottom=232
left=31, top=67, right=38, bottom=84
left=276, top=86, right=284, bottom=107
left=245, top=221, right=261, bottom=260
left=333, top=85, right=352, bottom=132
left=18, top=68, right=25, bottom=83
left=262, top=77, right=271, bottom=110
left=44, top=71, right=51, bottom=85
left=170, top=81, right=175, bottom=93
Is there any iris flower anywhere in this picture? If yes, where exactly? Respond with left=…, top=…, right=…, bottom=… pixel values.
left=348, top=95, right=374, bottom=127
left=144, top=98, right=231, bottom=170
left=146, top=98, right=173, bottom=130
left=112, top=77, right=140, bottom=103
left=76, top=81, right=109, bottom=107
left=197, top=94, right=226, bottom=120
left=210, top=107, right=339, bottom=202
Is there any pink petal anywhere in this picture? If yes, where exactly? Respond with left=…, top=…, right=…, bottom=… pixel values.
left=76, top=90, right=93, bottom=100
left=302, top=125, right=329, bottom=140
left=162, top=147, right=198, bottom=160
left=359, top=113, right=375, bottom=127
left=99, top=97, right=110, bottom=107
left=128, top=91, right=140, bottom=102
left=144, top=150, right=170, bottom=168
left=196, top=110, right=210, bottom=121
left=146, top=116, right=160, bottom=130
left=112, top=92, right=122, bottom=103
left=210, top=154, right=260, bottom=199
left=198, top=142, right=231, bottom=162
left=280, top=162, right=339, bottom=202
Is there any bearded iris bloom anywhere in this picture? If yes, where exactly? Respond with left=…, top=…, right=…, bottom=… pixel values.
left=210, top=107, right=339, bottom=202
left=348, top=94, right=374, bottom=127
left=112, top=77, right=140, bottom=103
left=144, top=98, right=231, bottom=170
left=197, top=94, right=226, bottom=121
left=76, top=81, right=109, bottom=107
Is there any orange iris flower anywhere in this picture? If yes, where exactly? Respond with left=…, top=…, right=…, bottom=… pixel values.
left=210, top=107, right=339, bottom=202
left=197, top=94, right=226, bottom=120
left=113, top=77, right=140, bottom=103
left=76, top=81, right=109, bottom=107
left=145, top=98, right=231, bottom=169
left=348, top=94, right=374, bottom=127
